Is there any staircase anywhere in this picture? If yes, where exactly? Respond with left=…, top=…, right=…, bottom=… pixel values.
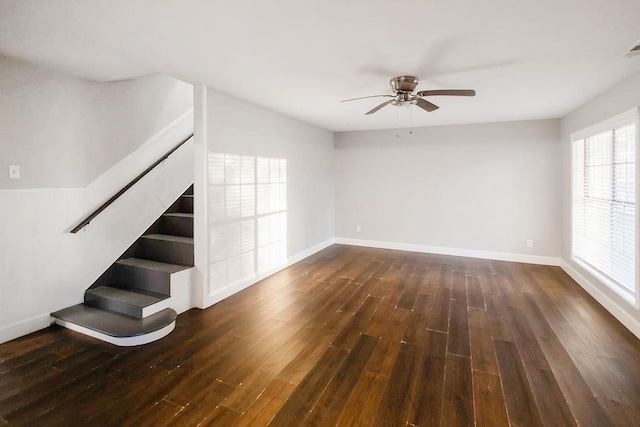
left=51, top=186, right=194, bottom=346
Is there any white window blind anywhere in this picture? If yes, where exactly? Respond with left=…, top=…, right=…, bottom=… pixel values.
left=208, top=152, right=287, bottom=294
left=572, top=112, right=637, bottom=300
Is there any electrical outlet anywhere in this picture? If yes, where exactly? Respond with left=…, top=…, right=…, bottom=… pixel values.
left=9, top=165, right=20, bottom=179
left=526, top=239, right=533, bottom=248
left=356, top=225, right=361, bottom=233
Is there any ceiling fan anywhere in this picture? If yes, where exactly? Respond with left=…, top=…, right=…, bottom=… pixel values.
left=341, top=76, right=476, bottom=115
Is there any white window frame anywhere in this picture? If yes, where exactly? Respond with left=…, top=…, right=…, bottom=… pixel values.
left=571, top=107, right=639, bottom=308
left=207, top=153, right=288, bottom=295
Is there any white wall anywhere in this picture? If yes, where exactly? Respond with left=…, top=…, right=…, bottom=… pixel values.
left=199, top=89, right=334, bottom=306
left=334, top=120, right=562, bottom=262
left=0, top=55, right=193, bottom=189
left=560, top=71, right=640, bottom=338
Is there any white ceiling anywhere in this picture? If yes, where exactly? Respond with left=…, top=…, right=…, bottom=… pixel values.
left=1, top=0, right=640, bottom=132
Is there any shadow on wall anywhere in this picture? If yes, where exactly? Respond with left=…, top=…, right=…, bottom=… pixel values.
left=207, top=152, right=287, bottom=294
left=83, top=74, right=194, bottom=186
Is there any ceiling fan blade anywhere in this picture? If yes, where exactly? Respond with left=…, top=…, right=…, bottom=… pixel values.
left=365, top=99, right=394, bottom=115
left=416, top=89, right=476, bottom=97
left=341, top=94, right=394, bottom=102
left=415, top=97, right=439, bottom=112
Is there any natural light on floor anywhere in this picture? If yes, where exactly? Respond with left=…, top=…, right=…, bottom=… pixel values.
left=207, top=153, right=287, bottom=293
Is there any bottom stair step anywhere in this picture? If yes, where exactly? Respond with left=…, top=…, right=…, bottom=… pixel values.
left=85, top=286, right=169, bottom=318
left=51, top=305, right=177, bottom=346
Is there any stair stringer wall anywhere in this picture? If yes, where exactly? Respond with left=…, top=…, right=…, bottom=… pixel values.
left=142, top=267, right=196, bottom=317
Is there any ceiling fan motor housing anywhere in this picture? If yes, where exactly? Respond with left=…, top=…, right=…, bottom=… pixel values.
left=390, top=75, right=419, bottom=93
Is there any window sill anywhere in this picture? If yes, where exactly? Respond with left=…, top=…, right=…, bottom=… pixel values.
left=571, top=256, right=638, bottom=309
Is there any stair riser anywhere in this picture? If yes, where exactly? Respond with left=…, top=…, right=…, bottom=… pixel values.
left=140, top=239, right=194, bottom=266
left=116, top=264, right=171, bottom=295
left=180, top=196, right=193, bottom=213
left=167, top=196, right=193, bottom=214
left=85, top=293, right=144, bottom=318
left=160, top=215, right=193, bottom=238
left=53, top=319, right=175, bottom=347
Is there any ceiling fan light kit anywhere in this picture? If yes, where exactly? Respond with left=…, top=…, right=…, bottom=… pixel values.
left=342, top=75, right=476, bottom=115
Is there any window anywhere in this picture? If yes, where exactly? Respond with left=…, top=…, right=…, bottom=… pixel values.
left=572, top=109, right=638, bottom=305
left=208, top=153, right=287, bottom=293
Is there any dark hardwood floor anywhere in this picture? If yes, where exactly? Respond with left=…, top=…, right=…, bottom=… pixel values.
left=1, top=244, right=640, bottom=426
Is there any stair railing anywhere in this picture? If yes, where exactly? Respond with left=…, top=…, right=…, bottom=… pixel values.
left=70, top=133, right=194, bottom=233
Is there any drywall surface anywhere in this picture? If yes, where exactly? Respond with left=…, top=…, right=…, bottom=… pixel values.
left=204, top=88, right=334, bottom=300
left=560, top=71, right=640, bottom=338
left=334, top=119, right=561, bottom=259
left=0, top=55, right=193, bottom=189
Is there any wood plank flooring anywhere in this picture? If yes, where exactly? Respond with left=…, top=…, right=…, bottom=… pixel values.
left=1, top=244, right=640, bottom=426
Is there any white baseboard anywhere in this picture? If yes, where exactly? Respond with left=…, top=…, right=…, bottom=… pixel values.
left=0, top=314, right=53, bottom=345
left=202, top=237, right=335, bottom=308
left=560, top=260, right=640, bottom=339
left=287, top=237, right=337, bottom=266
left=334, top=237, right=561, bottom=266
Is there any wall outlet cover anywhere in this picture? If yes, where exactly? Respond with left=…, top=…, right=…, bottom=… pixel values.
left=9, top=165, right=20, bottom=179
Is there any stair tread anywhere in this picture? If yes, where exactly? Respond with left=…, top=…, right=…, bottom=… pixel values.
left=51, top=305, right=176, bottom=338
left=115, top=257, right=191, bottom=273
left=163, top=212, right=194, bottom=218
left=141, top=234, right=193, bottom=244
left=86, top=286, right=168, bottom=307
left=182, top=195, right=194, bottom=198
